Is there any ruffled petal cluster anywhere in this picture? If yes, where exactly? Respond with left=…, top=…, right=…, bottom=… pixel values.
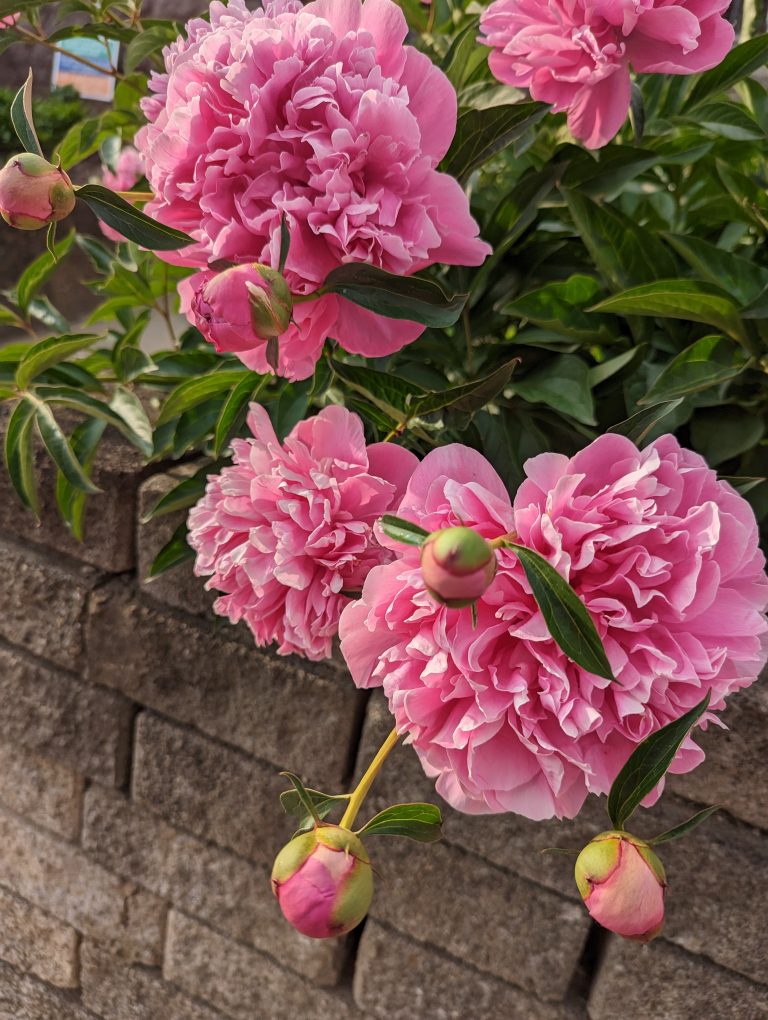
left=188, top=403, right=418, bottom=660
left=480, top=0, right=734, bottom=148
left=137, top=0, right=490, bottom=378
left=339, top=435, right=768, bottom=820
left=102, top=146, right=145, bottom=192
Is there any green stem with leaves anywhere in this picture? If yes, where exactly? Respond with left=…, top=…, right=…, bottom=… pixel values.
left=340, top=727, right=399, bottom=830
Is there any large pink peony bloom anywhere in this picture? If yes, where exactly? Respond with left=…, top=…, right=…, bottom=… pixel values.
left=188, top=403, right=418, bottom=660
left=137, top=0, right=490, bottom=379
left=340, top=435, right=768, bottom=820
left=479, top=0, right=734, bottom=148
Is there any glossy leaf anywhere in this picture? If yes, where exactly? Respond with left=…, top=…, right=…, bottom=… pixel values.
left=640, top=336, right=749, bottom=404
left=648, top=806, right=720, bottom=846
left=607, top=693, right=711, bottom=830
left=508, top=544, right=615, bottom=681
left=444, top=102, right=548, bottom=180
left=10, top=69, right=42, bottom=156
left=379, top=514, right=430, bottom=547
left=15, top=333, right=100, bottom=391
left=214, top=373, right=267, bottom=456
left=75, top=185, right=195, bottom=251
left=32, top=399, right=100, bottom=494
left=608, top=399, right=685, bottom=446
left=55, top=417, right=106, bottom=540
left=358, top=802, right=443, bottom=842
left=157, top=371, right=250, bottom=425
left=513, top=355, right=597, bottom=426
left=3, top=397, right=39, bottom=514
left=147, top=520, right=195, bottom=578
left=16, top=230, right=76, bottom=313
left=321, top=264, right=467, bottom=327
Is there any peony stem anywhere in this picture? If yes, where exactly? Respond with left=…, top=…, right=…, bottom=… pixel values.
left=340, top=726, right=399, bottom=830
left=114, top=191, right=154, bottom=203
left=489, top=532, right=517, bottom=550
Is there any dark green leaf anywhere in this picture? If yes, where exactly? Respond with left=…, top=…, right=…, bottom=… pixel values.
left=3, top=397, right=39, bottom=514
left=279, top=772, right=321, bottom=826
left=379, top=514, right=430, bottom=547
left=147, top=520, right=195, bottom=578
left=10, top=69, right=42, bottom=156
left=640, top=336, right=749, bottom=404
left=15, top=333, right=100, bottom=390
left=608, top=399, right=685, bottom=446
left=444, top=102, right=548, bottom=180
left=125, top=24, right=179, bottom=72
left=55, top=417, right=106, bottom=540
left=109, top=387, right=154, bottom=456
left=508, top=544, right=615, bottom=681
left=663, top=234, right=768, bottom=306
left=321, top=265, right=467, bottom=328
left=329, top=358, right=425, bottom=421
left=358, top=802, right=443, bottom=842
left=503, top=275, right=611, bottom=342
left=414, top=360, right=519, bottom=418
left=278, top=213, right=290, bottom=275
left=648, top=806, right=720, bottom=846
left=16, top=230, right=76, bottom=313
left=31, top=384, right=153, bottom=456
left=607, top=693, right=712, bottom=830
left=214, top=373, right=267, bottom=456
left=684, top=36, right=768, bottom=110
left=513, top=354, right=596, bottom=426
left=691, top=407, right=765, bottom=467
left=157, top=371, right=250, bottom=425
left=75, top=184, right=194, bottom=251
left=280, top=785, right=350, bottom=833
left=142, top=465, right=213, bottom=522
left=32, top=399, right=100, bottom=494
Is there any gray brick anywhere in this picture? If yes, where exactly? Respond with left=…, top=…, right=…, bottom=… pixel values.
left=81, top=943, right=221, bottom=1020
left=669, top=681, right=768, bottom=832
left=0, top=960, right=100, bottom=1020
left=87, top=578, right=364, bottom=786
left=0, top=538, right=102, bottom=670
left=82, top=785, right=346, bottom=986
left=0, top=741, right=82, bottom=840
left=0, top=645, right=132, bottom=786
left=137, top=469, right=215, bottom=616
left=0, top=806, right=165, bottom=965
left=0, top=886, right=78, bottom=989
left=589, top=937, right=768, bottom=1020
left=355, top=920, right=578, bottom=1020
left=0, top=405, right=146, bottom=573
left=164, top=911, right=356, bottom=1020
left=368, top=836, right=589, bottom=1002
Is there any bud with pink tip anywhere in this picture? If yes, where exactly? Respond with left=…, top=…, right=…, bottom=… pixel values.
left=191, top=263, right=293, bottom=353
left=271, top=824, right=373, bottom=939
left=1, top=14, right=21, bottom=29
left=575, top=831, right=666, bottom=943
left=420, top=526, right=497, bottom=608
left=0, top=153, right=76, bottom=230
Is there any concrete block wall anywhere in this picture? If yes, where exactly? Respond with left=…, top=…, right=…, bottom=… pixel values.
left=0, top=424, right=766, bottom=1019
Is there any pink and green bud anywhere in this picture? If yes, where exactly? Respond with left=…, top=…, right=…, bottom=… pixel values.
left=420, top=526, right=497, bottom=608
left=192, top=263, right=293, bottom=353
left=271, top=824, right=373, bottom=939
left=0, top=153, right=76, bottom=230
left=575, top=830, right=666, bottom=943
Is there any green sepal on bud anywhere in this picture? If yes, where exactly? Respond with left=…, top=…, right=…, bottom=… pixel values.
left=246, top=264, right=293, bottom=339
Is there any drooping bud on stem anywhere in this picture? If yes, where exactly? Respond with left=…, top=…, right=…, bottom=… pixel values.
left=575, top=830, right=666, bottom=943
left=271, top=824, right=373, bottom=939
left=420, top=526, right=497, bottom=608
left=0, top=153, right=76, bottom=230
left=191, top=263, right=293, bottom=354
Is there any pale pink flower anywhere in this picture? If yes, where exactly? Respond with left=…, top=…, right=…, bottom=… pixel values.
left=136, top=0, right=490, bottom=380
left=339, top=435, right=768, bottom=820
left=480, top=0, right=734, bottom=148
left=188, top=403, right=418, bottom=660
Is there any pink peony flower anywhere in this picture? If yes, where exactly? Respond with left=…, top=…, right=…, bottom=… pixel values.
left=136, top=0, right=490, bottom=380
left=479, top=0, right=734, bottom=148
left=102, top=145, right=145, bottom=193
left=187, top=403, right=419, bottom=660
left=339, top=435, right=768, bottom=820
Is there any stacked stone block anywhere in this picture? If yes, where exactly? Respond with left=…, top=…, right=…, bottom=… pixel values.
left=0, top=423, right=765, bottom=1019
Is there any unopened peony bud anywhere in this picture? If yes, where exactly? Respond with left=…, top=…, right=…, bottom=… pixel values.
left=421, top=526, right=497, bottom=608
left=192, top=263, right=293, bottom=353
left=0, top=153, right=76, bottom=230
left=271, top=824, right=373, bottom=939
left=575, top=831, right=666, bottom=943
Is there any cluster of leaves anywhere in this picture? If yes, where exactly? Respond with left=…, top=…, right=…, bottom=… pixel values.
left=0, top=85, right=83, bottom=156
left=0, top=0, right=767, bottom=572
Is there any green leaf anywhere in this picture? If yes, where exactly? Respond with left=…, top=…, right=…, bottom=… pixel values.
left=3, top=397, right=39, bottom=514
left=663, top=234, right=768, bottom=306
left=443, top=102, right=548, bottom=180
left=513, top=354, right=596, bottom=427
left=508, top=544, right=615, bottom=681
left=15, top=333, right=100, bottom=390
left=607, top=693, right=712, bottom=830
left=691, top=407, right=766, bottom=467
left=157, top=371, right=250, bottom=425
left=684, top=36, right=768, bottom=110
left=147, top=520, right=195, bottom=578
left=31, top=385, right=153, bottom=456
left=214, top=373, right=268, bottom=456
left=55, top=417, right=106, bottom=540
left=329, top=359, right=425, bottom=421
left=125, top=24, right=179, bottom=72
left=16, top=229, right=76, bottom=313
left=590, top=281, right=747, bottom=344
left=640, top=336, right=749, bottom=404
left=414, top=359, right=519, bottom=419
left=11, top=69, right=43, bottom=156
left=108, top=386, right=154, bottom=457
left=279, top=772, right=321, bottom=826
left=607, top=399, right=685, bottom=446
left=321, top=265, right=467, bottom=328
left=278, top=213, right=290, bottom=275
left=32, top=399, right=100, bottom=494
left=503, top=275, right=612, bottom=342
left=358, top=802, right=443, bottom=842
left=280, top=785, right=350, bottom=833
left=379, top=514, right=430, bottom=547
left=75, top=184, right=195, bottom=251
left=648, top=806, right=720, bottom=846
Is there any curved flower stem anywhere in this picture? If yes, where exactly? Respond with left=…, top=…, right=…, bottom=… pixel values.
left=489, top=532, right=517, bottom=550
left=340, top=726, right=399, bottom=831
left=114, top=191, right=154, bottom=203
left=10, top=24, right=125, bottom=79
